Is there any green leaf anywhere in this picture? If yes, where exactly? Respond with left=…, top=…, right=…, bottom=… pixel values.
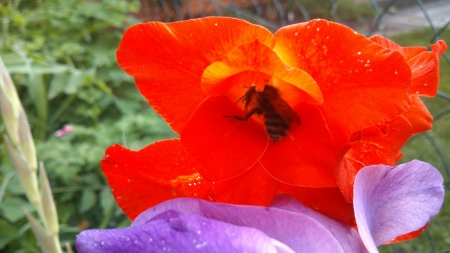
left=114, top=99, right=141, bottom=114
left=48, top=71, right=69, bottom=99
left=78, top=189, right=96, bottom=214
left=4, top=172, right=25, bottom=195
left=27, top=71, right=48, bottom=126
left=64, top=70, right=85, bottom=94
left=0, top=198, right=35, bottom=223
left=0, top=218, right=18, bottom=249
left=100, top=188, right=115, bottom=217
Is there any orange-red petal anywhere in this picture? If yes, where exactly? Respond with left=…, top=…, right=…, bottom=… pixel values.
left=117, top=17, right=274, bottom=134
left=101, top=140, right=197, bottom=220
left=260, top=104, right=338, bottom=187
left=370, top=36, right=447, bottom=97
left=171, top=173, right=215, bottom=201
left=279, top=184, right=356, bottom=227
left=201, top=40, right=323, bottom=105
left=369, top=35, right=426, bottom=62
left=274, top=19, right=411, bottom=146
left=336, top=96, right=433, bottom=202
left=181, top=95, right=269, bottom=181
left=212, top=162, right=279, bottom=206
left=408, top=40, right=447, bottom=97
left=388, top=224, right=428, bottom=243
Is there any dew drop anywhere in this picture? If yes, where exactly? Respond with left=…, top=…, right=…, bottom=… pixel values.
left=196, top=242, right=207, bottom=249
left=214, top=23, right=218, bottom=26
left=395, top=71, right=398, bottom=75
left=357, top=52, right=361, bottom=55
left=295, top=32, right=298, bottom=36
left=316, top=27, right=320, bottom=31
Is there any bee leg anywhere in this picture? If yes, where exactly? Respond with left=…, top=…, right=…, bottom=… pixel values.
left=224, top=108, right=263, bottom=121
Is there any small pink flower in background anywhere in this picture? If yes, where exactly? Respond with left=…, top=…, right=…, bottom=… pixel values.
left=54, top=124, right=74, bottom=137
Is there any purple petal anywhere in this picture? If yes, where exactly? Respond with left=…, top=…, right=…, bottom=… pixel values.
left=134, top=196, right=364, bottom=252
left=354, top=160, right=445, bottom=252
left=270, top=194, right=365, bottom=253
left=76, top=211, right=290, bottom=253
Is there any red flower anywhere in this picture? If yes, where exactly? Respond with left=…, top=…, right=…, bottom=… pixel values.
left=336, top=37, right=447, bottom=203
left=103, top=16, right=446, bottom=234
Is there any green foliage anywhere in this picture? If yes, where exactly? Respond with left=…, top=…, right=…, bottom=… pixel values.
left=0, top=0, right=176, bottom=251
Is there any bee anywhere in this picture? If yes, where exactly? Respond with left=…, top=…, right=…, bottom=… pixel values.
left=225, top=85, right=301, bottom=142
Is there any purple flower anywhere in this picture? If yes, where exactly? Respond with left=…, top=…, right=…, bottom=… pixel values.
left=76, top=160, right=444, bottom=253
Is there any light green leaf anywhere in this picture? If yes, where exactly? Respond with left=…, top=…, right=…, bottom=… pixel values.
left=64, top=70, right=85, bottom=94
left=100, top=188, right=115, bottom=217
left=27, top=72, right=48, bottom=124
left=78, top=190, right=96, bottom=214
left=0, top=198, right=35, bottom=223
left=48, top=72, right=69, bottom=99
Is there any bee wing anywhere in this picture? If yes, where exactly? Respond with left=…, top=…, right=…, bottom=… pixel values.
left=269, top=97, right=301, bottom=126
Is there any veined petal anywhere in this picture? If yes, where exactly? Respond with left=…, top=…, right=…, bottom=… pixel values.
left=212, top=162, right=279, bottom=206
left=274, top=19, right=411, bottom=145
left=260, top=104, right=338, bottom=187
left=408, top=40, right=447, bottom=97
left=354, top=161, right=444, bottom=252
left=117, top=17, right=274, bottom=134
left=133, top=197, right=364, bottom=253
left=101, top=140, right=197, bottom=220
left=181, top=96, right=269, bottom=181
left=369, top=35, right=426, bottom=62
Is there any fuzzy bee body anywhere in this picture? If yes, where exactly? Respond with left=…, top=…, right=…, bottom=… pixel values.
left=225, top=85, right=300, bottom=142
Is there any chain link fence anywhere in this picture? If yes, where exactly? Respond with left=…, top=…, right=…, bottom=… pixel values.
left=136, top=0, right=450, bottom=252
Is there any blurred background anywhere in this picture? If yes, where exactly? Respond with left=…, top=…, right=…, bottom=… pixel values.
left=0, top=0, right=448, bottom=252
